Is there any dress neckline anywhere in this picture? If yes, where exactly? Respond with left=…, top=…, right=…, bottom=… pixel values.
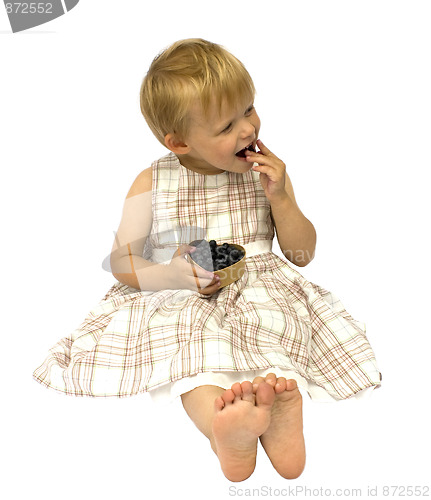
left=170, top=152, right=229, bottom=177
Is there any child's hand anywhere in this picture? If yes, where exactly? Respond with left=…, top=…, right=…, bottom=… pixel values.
left=166, top=244, right=221, bottom=296
left=245, top=139, right=288, bottom=203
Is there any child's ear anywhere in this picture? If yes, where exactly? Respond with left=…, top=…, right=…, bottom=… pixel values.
left=164, top=133, right=191, bottom=154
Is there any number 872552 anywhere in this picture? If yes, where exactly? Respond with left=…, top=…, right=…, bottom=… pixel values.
left=5, top=3, right=54, bottom=14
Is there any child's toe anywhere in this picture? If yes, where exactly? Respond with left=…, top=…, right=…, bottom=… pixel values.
left=221, top=388, right=236, bottom=405
left=264, top=373, right=277, bottom=387
left=255, top=382, right=276, bottom=408
left=285, top=379, right=298, bottom=391
left=252, top=376, right=265, bottom=393
left=230, top=382, right=242, bottom=399
left=214, top=395, right=225, bottom=412
left=275, top=376, right=287, bottom=394
left=240, top=381, right=254, bottom=402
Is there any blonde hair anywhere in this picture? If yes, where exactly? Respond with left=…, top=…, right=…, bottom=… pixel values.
left=140, top=38, right=255, bottom=146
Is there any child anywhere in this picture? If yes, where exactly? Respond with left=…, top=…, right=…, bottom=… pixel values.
left=33, top=38, right=381, bottom=482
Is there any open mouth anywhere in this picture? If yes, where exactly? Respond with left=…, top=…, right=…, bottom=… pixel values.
left=235, top=143, right=256, bottom=158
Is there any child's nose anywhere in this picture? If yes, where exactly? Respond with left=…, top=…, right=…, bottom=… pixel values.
left=240, top=120, right=255, bottom=139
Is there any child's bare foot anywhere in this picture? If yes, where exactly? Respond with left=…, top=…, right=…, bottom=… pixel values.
left=252, top=373, right=306, bottom=479
left=212, top=380, right=275, bottom=482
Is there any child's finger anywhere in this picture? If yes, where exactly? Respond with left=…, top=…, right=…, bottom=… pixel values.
left=192, top=274, right=215, bottom=292
left=187, top=258, right=216, bottom=281
left=245, top=152, right=269, bottom=166
left=173, top=243, right=196, bottom=258
left=256, top=139, right=272, bottom=155
left=245, top=149, right=274, bottom=165
left=252, top=163, right=275, bottom=177
left=198, top=275, right=221, bottom=295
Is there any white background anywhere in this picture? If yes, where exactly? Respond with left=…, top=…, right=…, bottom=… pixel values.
left=1, top=1, right=430, bottom=498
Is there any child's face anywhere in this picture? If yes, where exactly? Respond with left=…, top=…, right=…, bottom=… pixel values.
left=178, top=97, right=261, bottom=175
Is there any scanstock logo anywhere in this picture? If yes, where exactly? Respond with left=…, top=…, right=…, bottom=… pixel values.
left=3, top=1, right=79, bottom=32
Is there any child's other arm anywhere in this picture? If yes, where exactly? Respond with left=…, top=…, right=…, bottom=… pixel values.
left=245, top=140, right=316, bottom=267
left=269, top=175, right=316, bottom=267
left=110, top=168, right=218, bottom=293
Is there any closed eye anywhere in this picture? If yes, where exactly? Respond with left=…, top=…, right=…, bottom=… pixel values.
left=219, top=104, right=254, bottom=134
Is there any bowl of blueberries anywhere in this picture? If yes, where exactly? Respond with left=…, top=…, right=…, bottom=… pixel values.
left=188, top=239, right=246, bottom=288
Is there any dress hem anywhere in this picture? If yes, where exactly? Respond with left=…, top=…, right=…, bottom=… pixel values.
left=148, top=367, right=381, bottom=405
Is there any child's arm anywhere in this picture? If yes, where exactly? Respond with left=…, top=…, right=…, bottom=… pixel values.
left=110, top=168, right=219, bottom=293
left=245, top=140, right=316, bottom=267
left=110, top=168, right=162, bottom=290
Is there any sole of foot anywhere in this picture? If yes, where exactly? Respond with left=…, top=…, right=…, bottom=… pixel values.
left=212, top=380, right=275, bottom=482
left=252, top=373, right=306, bottom=479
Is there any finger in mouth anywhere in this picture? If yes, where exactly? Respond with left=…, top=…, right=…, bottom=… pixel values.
left=235, top=143, right=256, bottom=158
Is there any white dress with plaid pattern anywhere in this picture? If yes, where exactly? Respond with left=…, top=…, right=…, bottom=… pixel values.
left=33, top=153, right=381, bottom=402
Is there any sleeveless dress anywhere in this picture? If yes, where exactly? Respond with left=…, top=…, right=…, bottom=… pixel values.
left=33, top=152, right=381, bottom=402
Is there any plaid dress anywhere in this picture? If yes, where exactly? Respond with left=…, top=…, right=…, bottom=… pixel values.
left=33, top=152, right=381, bottom=401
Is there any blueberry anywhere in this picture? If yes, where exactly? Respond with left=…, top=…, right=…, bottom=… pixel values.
left=215, top=257, right=228, bottom=270
left=215, top=246, right=228, bottom=256
left=229, top=249, right=240, bottom=261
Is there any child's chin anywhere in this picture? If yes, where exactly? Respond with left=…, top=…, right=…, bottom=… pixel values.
left=234, top=163, right=253, bottom=173
left=238, top=157, right=253, bottom=167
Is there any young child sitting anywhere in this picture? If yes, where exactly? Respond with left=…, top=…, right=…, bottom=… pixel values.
left=33, top=38, right=381, bottom=482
